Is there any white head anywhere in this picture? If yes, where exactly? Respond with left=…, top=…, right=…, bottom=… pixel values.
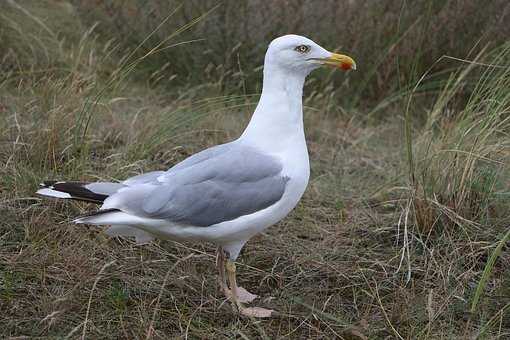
left=264, top=34, right=356, bottom=76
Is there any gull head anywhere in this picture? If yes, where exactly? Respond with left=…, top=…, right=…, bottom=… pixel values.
left=265, top=34, right=356, bottom=76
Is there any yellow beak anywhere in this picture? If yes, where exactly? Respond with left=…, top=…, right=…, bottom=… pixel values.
left=310, top=53, right=357, bottom=71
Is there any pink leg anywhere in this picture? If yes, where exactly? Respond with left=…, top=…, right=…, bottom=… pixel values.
left=216, top=247, right=229, bottom=295
left=217, top=247, right=258, bottom=303
left=225, top=259, right=273, bottom=318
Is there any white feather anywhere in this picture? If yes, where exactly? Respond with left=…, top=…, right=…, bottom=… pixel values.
left=36, top=188, right=72, bottom=199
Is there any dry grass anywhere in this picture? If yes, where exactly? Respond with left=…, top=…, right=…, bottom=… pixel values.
left=1, top=1, right=510, bottom=339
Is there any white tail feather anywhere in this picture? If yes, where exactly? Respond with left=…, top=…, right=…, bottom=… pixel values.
left=73, top=210, right=153, bottom=226
left=36, top=188, right=72, bottom=199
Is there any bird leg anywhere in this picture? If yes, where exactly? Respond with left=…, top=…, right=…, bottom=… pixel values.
left=216, top=247, right=230, bottom=297
left=225, top=259, right=273, bottom=318
left=216, top=248, right=258, bottom=304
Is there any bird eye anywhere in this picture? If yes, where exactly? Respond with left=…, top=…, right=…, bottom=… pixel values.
left=294, top=45, right=310, bottom=53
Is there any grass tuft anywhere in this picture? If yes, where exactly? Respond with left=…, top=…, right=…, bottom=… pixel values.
left=406, top=44, right=510, bottom=234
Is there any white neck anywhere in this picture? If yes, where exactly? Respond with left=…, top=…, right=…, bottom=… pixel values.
left=240, top=63, right=307, bottom=152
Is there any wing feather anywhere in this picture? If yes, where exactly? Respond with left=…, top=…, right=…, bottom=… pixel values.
left=102, top=143, right=288, bottom=227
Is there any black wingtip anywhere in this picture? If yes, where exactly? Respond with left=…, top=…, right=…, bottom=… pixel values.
left=37, top=181, right=107, bottom=204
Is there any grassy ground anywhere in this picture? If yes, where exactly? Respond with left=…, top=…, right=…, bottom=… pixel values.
left=1, top=1, right=510, bottom=339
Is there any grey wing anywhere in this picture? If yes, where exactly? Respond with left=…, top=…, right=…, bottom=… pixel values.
left=145, top=173, right=288, bottom=226
left=122, top=171, right=166, bottom=186
left=121, top=142, right=233, bottom=186
left=103, top=143, right=289, bottom=227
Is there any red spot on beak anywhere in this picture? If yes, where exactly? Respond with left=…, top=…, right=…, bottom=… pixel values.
left=341, top=63, right=353, bottom=71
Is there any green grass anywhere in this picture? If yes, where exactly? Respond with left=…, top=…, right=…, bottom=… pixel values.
left=1, top=1, right=510, bottom=339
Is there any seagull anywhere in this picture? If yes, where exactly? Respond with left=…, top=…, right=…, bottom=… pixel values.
left=37, top=34, right=356, bottom=318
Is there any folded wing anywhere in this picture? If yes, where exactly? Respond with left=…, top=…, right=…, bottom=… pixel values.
left=101, top=143, right=289, bottom=227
